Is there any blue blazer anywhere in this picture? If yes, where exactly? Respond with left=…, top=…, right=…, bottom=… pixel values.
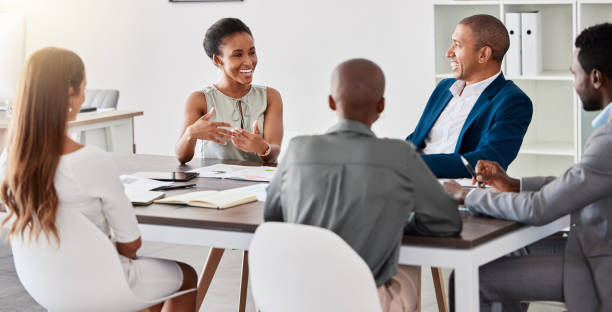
left=407, top=73, right=532, bottom=178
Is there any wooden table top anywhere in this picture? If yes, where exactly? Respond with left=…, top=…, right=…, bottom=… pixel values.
left=112, top=154, right=523, bottom=249
left=0, top=109, right=143, bottom=129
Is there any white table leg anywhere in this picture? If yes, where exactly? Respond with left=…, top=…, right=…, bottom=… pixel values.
left=104, top=125, right=115, bottom=152
left=454, top=263, right=479, bottom=312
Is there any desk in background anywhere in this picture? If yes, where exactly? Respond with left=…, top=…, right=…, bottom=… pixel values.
left=112, top=153, right=569, bottom=312
left=0, top=110, right=143, bottom=153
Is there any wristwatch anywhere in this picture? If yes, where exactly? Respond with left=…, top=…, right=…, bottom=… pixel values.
left=258, top=143, right=272, bottom=157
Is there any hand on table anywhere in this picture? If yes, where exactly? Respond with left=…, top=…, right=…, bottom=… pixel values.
left=473, top=160, right=520, bottom=192
left=187, top=107, right=232, bottom=145
left=231, top=120, right=269, bottom=155
left=443, top=180, right=472, bottom=205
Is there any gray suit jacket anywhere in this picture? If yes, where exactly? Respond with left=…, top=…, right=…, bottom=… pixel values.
left=265, top=119, right=462, bottom=286
left=466, top=114, right=612, bottom=312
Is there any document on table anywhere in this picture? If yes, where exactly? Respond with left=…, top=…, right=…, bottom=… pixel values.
left=124, top=189, right=165, bottom=206
left=438, top=178, right=482, bottom=188
left=231, top=183, right=269, bottom=202
left=120, top=174, right=173, bottom=191
left=189, top=164, right=277, bottom=182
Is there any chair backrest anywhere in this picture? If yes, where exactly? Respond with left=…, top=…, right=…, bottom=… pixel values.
left=10, top=208, right=158, bottom=312
left=249, top=222, right=382, bottom=312
left=82, top=89, right=120, bottom=109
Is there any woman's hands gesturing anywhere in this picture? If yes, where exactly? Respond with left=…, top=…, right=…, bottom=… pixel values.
left=231, top=120, right=269, bottom=155
left=186, top=107, right=232, bottom=145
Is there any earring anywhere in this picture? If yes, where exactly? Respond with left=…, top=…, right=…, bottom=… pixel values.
left=217, top=66, right=221, bottom=75
left=68, top=107, right=73, bottom=113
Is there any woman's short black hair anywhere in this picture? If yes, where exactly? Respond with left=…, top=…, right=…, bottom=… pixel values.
left=575, top=23, right=612, bottom=79
left=203, top=18, right=253, bottom=60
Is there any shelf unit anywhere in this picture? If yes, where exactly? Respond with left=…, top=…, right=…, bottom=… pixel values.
left=433, top=0, right=612, bottom=177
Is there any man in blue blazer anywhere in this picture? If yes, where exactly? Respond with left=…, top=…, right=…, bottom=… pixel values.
left=407, top=14, right=532, bottom=178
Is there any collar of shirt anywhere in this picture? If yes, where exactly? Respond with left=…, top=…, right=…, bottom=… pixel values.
left=592, top=102, right=612, bottom=129
left=326, top=119, right=376, bottom=137
left=449, top=71, right=502, bottom=98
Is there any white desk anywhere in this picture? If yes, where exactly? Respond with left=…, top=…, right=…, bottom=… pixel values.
left=0, top=153, right=571, bottom=312
left=0, top=110, right=143, bottom=153
left=114, top=155, right=571, bottom=312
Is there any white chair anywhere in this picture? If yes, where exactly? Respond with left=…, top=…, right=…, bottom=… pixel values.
left=82, top=89, right=120, bottom=110
left=249, top=222, right=382, bottom=312
left=9, top=208, right=195, bottom=312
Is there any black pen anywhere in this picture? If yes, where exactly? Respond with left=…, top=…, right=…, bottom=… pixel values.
left=460, top=156, right=485, bottom=188
left=152, top=183, right=196, bottom=191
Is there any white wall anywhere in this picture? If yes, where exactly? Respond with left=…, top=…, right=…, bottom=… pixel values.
left=0, top=0, right=437, bottom=156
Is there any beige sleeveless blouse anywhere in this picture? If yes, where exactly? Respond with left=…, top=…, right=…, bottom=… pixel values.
left=199, top=85, right=267, bottom=162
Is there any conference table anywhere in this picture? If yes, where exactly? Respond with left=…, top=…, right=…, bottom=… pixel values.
left=113, top=153, right=570, bottom=312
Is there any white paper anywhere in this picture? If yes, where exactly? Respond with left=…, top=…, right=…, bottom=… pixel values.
left=120, top=174, right=172, bottom=191
left=439, top=178, right=487, bottom=188
left=188, top=164, right=250, bottom=178
left=189, top=164, right=277, bottom=182
left=232, top=183, right=269, bottom=202
left=124, top=189, right=165, bottom=204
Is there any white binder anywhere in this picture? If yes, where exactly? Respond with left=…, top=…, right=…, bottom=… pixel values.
left=521, top=11, right=542, bottom=76
left=504, top=13, right=522, bottom=77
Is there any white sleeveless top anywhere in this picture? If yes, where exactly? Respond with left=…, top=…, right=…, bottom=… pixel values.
left=199, top=85, right=267, bottom=162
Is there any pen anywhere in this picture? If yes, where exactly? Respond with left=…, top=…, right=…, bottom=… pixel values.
left=152, top=183, right=196, bottom=191
left=460, top=156, right=485, bottom=188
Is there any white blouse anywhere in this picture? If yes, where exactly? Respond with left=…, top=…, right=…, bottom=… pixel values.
left=0, top=145, right=140, bottom=243
left=423, top=71, right=501, bottom=155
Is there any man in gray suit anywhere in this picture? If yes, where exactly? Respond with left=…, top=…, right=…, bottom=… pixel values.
left=445, top=23, right=612, bottom=312
left=265, top=58, right=462, bottom=311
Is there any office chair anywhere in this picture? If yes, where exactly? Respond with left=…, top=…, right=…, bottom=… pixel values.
left=10, top=208, right=195, bottom=312
left=249, top=222, right=383, bottom=312
left=81, top=89, right=120, bottom=111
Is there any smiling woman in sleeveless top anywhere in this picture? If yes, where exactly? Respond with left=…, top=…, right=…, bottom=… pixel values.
left=175, top=18, right=284, bottom=163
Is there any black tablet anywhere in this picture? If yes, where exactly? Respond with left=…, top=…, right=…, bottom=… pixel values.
left=133, top=171, right=199, bottom=182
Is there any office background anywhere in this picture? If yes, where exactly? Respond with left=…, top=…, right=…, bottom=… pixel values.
left=0, top=0, right=438, bottom=156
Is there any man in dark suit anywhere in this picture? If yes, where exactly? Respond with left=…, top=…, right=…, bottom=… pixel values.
left=445, top=23, right=612, bottom=312
left=407, top=14, right=532, bottom=178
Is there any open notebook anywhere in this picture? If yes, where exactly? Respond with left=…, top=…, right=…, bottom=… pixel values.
left=154, top=189, right=257, bottom=209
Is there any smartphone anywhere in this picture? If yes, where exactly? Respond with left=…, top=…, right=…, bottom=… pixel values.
left=133, top=171, right=199, bottom=182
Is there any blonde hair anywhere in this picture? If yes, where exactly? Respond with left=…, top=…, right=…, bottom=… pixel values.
left=1, top=47, right=84, bottom=243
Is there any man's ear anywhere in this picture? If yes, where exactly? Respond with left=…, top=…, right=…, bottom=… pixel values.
left=377, top=97, right=385, bottom=114
left=478, top=46, right=492, bottom=64
left=328, top=95, right=336, bottom=111
left=591, top=69, right=603, bottom=89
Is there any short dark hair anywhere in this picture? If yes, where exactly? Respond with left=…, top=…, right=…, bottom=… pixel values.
left=575, top=23, right=612, bottom=79
left=459, top=14, right=510, bottom=63
left=203, top=18, right=253, bottom=60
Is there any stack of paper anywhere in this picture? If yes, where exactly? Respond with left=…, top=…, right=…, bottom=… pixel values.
left=124, top=189, right=165, bottom=206
left=120, top=174, right=171, bottom=205
left=120, top=174, right=173, bottom=191
left=189, top=164, right=277, bottom=182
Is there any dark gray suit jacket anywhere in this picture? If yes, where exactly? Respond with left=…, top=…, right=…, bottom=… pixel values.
left=466, top=114, right=612, bottom=312
left=264, top=119, right=462, bottom=287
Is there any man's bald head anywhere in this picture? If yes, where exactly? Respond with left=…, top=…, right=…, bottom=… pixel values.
left=330, top=59, right=385, bottom=126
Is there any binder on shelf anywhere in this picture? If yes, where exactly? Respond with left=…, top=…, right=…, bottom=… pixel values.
left=521, top=11, right=542, bottom=77
left=504, top=12, right=522, bottom=77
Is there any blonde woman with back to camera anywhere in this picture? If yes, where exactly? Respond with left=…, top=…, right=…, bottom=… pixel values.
left=0, top=47, right=197, bottom=312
